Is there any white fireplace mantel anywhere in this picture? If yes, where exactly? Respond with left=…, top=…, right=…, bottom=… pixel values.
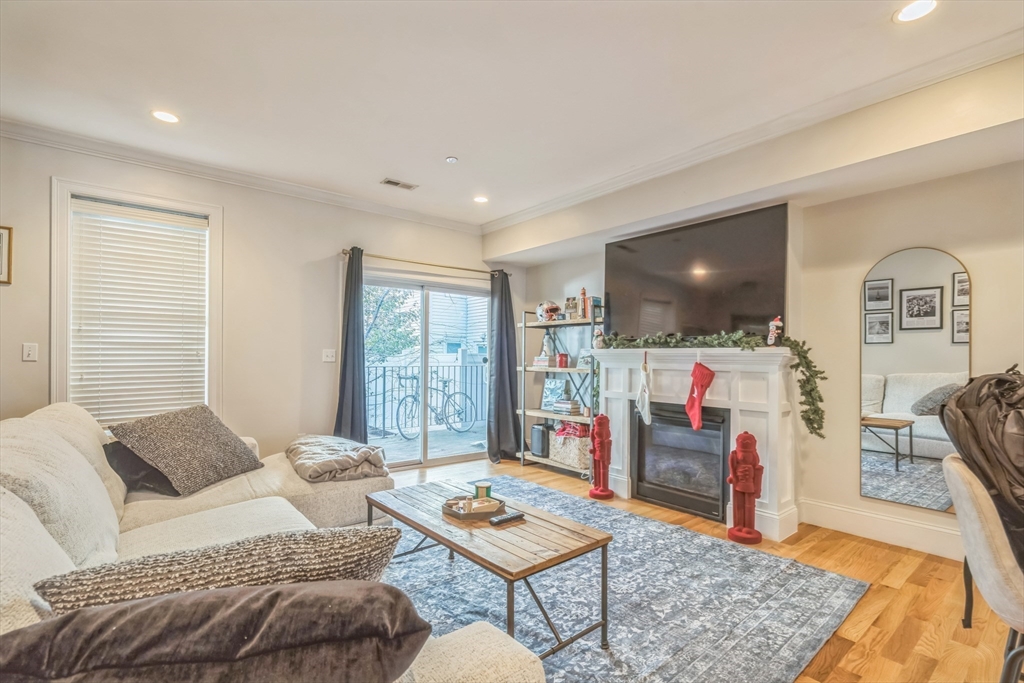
left=591, top=347, right=800, bottom=541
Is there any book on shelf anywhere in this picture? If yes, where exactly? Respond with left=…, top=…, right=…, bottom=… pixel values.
left=552, top=400, right=581, bottom=415
left=532, top=356, right=553, bottom=367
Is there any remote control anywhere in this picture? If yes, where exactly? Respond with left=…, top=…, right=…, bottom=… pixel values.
left=489, top=511, right=525, bottom=526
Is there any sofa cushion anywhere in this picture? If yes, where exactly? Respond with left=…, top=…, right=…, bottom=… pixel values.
left=24, top=403, right=124, bottom=520
left=117, top=497, right=314, bottom=561
left=0, top=581, right=432, bottom=683
left=119, top=452, right=393, bottom=532
left=0, top=488, right=77, bottom=635
left=398, top=622, right=546, bottom=683
left=37, top=526, right=402, bottom=615
left=861, top=374, right=885, bottom=417
left=110, top=405, right=263, bottom=496
left=882, top=372, right=969, bottom=414
left=867, top=412, right=950, bottom=442
left=103, top=441, right=180, bottom=497
left=0, top=419, right=119, bottom=568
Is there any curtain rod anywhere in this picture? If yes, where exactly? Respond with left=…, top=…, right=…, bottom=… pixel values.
left=340, top=249, right=507, bottom=277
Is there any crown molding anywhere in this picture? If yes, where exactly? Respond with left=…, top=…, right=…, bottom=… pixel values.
left=481, top=30, right=1024, bottom=234
left=0, top=119, right=482, bottom=236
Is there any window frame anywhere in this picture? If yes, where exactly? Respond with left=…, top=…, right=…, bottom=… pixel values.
left=50, top=178, right=224, bottom=417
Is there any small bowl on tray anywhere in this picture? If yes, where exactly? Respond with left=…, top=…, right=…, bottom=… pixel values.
left=442, top=496, right=506, bottom=520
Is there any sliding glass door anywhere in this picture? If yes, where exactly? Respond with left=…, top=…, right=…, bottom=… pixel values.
left=364, top=281, right=488, bottom=467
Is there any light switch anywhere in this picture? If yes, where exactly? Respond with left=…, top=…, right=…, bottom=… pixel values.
left=22, top=343, right=38, bottom=362
left=322, top=349, right=336, bottom=363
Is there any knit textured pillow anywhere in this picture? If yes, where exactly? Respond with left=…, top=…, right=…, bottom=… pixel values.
left=35, top=527, right=401, bottom=615
left=911, top=383, right=962, bottom=416
left=110, top=405, right=262, bottom=496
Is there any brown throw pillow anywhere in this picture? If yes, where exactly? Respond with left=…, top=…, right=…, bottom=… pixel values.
left=110, top=405, right=262, bottom=495
left=1, top=581, right=431, bottom=683
left=103, top=441, right=180, bottom=497
left=35, top=527, right=401, bottom=615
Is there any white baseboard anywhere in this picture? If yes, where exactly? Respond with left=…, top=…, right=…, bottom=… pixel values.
left=609, top=473, right=630, bottom=498
left=726, top=503, right=799, bottom=542
left=799, top=497, right=963, bottom=560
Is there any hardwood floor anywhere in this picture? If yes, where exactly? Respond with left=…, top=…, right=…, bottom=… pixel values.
left=391, top=458, right=1010, bottom=683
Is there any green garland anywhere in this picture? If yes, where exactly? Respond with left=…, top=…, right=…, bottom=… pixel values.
left=602, top=330, right=827, bottom=438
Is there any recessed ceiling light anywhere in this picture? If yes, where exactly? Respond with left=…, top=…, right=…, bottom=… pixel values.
left=445, top=156, right=459, bottom=164
left=894, top=0, right=936, bottom=22
left=474, top=196, right=489, bottom=203
left=692, top=266, right=708, bottom=277
left=152, top=111, right=179, bottom=123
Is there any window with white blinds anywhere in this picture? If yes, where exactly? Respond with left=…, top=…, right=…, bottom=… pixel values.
left=69, top=196, right=210, bottom=424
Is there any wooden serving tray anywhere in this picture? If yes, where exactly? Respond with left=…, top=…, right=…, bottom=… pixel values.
left=442, top=496, right=507, bottom=520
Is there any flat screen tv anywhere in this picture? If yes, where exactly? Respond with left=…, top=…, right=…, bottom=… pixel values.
left=604, top=204, right=787, bottom=339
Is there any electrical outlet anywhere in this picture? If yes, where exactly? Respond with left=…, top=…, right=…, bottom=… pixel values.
left=322, top=349, right=336, bottom=363
left=22, top=343, right=38, bottom=362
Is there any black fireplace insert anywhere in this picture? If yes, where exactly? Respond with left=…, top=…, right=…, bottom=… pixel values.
left=630, top=401, right=731, bottom=522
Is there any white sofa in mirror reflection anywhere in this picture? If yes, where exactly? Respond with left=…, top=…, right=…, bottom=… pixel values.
left=861, top=371, right=969, bottom=459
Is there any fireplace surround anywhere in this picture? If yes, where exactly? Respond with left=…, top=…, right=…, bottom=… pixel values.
left=630, top=401, right=731, bottom=522
left=591, top=347, right=799, bottom=541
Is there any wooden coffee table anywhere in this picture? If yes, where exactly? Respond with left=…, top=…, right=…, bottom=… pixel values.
left=367, top=480, right=612, bottom=658
left=861, top=416, right=915, bottom=471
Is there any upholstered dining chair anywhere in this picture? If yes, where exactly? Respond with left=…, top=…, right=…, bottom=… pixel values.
left=943, top=454, right=1024, bottom=683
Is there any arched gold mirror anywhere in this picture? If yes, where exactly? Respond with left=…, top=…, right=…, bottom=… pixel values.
left=859, top=248, right=970, bottom=513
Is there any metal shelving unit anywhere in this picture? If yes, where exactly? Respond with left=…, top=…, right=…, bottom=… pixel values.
left=517, top=311, right=600, bottom=479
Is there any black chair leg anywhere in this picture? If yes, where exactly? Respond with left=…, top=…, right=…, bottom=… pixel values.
left=998, top=637, right=1023, bottom=683
left=962, top=558, right=974, bottom=629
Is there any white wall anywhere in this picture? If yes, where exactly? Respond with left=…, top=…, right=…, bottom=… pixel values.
left=799, top=162, right=1023, bottom=558
left=524, top=162, right=1023, bottom=558
left=861, top=248, right=970, bottom=377
left=0, top=137, right=512, bottom=454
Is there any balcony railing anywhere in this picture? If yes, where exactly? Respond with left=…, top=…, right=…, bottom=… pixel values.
left=366, top=363, right=487, bottom=439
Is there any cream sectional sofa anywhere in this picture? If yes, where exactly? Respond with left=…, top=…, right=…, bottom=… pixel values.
left=861, top=371, right=968, bottom=459
left=0, top=403, right=544, bottom=683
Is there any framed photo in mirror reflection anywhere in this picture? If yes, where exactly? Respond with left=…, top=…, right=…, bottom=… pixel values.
left=864, top=278, right=893, bottom=311
left=864, top=312, right=893, bottom=344
left=900, top=286, right=943, bottom=330
left=952, top=309, right=970, bottom=344
left=952, top=271, right=970, bottom=307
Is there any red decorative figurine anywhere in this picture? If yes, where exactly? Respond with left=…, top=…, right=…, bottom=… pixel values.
left=727, top=432, right=764, bottom=544
left=589, top=414, right=614, bottom=500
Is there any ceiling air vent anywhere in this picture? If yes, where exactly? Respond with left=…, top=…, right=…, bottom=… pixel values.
left=380, top=178, right=419, bottom=190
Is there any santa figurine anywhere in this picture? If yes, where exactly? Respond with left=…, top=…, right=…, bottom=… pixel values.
left=588, top=414, right=614, bottom=500
left=766, top=316, right=784, bottom=347
left=727, top=432, right=764, bottom=544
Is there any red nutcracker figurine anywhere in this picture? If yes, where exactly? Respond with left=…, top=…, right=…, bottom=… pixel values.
left=589, top=414, right=614, bottom=500
left=727, top=432, right=764, bottom=544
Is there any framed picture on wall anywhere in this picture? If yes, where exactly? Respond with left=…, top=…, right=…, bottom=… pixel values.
left=864, top=312, right=893, bottom=344
left=0, top=226, right=11, bottom=285
left=952, top=309, right=970, bottom=344
left=952, top=271, right=970, bottom=307
left=864, top=278, right=893, bottom=311
left=900, top=286, right=943, bottom=330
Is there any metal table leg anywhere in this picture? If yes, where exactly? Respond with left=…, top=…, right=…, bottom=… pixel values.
left=601, top=544, right=609, bottom=649
left=909, top=424, right=914, bottom=464
left=367, top=502, right=373, bottom=527
left=507, top=580, right=515, bottom=637
left=895, top=428, right=900, bottom=472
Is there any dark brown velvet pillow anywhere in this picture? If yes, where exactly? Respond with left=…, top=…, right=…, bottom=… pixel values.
left=103, top=441, right=180, bottom=497
left=0, top=581, right=431, bottom=683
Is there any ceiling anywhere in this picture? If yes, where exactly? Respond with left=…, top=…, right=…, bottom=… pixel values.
left=2, top=1, right=1022, bottom=233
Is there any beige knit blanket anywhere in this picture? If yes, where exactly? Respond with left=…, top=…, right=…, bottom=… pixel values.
left=285, top=435, right=389, bottom=483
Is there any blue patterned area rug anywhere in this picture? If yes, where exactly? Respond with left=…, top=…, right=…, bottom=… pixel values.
left=860, top=450, right=953, bottom=511
left=382, top=476, right=868, bottom=683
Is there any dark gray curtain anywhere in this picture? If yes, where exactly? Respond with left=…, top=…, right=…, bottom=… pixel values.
left=334, top=247, right=367, bottom=442
left=488, top=270, right=520, bottom=463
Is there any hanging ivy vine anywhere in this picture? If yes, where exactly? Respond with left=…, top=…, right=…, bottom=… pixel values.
left=602, top=330, right=828, bottom=438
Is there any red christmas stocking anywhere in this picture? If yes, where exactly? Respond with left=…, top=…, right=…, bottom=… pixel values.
left=686, top=362, right=716, bottom=430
